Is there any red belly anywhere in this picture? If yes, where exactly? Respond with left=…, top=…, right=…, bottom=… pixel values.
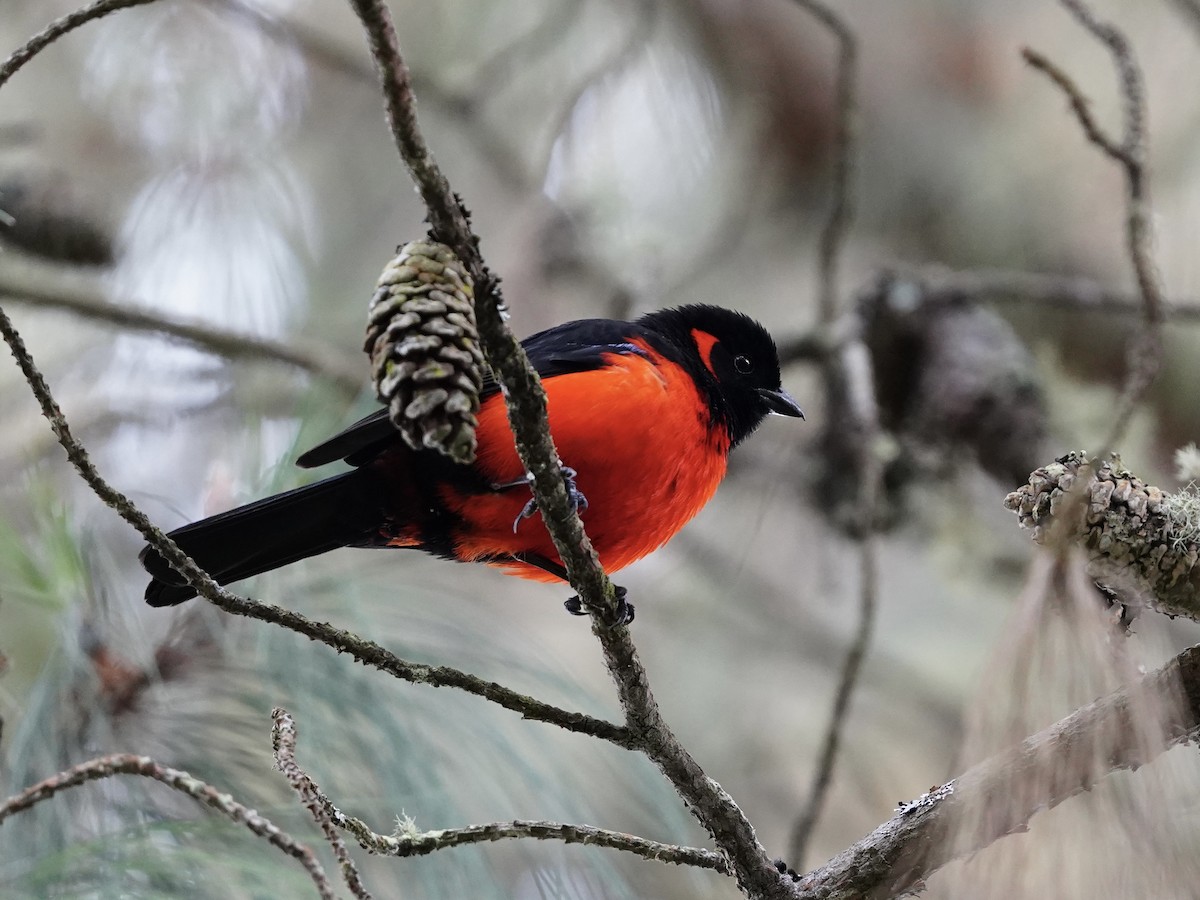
left=443, top=345, right=729, bottom=581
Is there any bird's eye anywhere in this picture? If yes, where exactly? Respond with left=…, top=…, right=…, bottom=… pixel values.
left=733, top=355, right=753, bottom=374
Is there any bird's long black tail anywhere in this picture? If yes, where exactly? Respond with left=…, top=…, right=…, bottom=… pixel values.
left=140, top=470, right=383, bottom=607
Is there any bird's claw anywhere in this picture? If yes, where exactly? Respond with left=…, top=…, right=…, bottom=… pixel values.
left=564, top=586, right=634, bottom=627
left=508, top=465, right=588, bottom=533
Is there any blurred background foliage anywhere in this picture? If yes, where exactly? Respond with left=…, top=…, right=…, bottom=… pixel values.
left=1, top=0, right=1200, bottom=897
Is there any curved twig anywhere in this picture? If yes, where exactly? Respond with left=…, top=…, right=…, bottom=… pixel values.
left=0, top=753, right=334, bottom=900
left=273, top=709, right=372, bottom=900
left=273, top=707, right=727, bottom=874
left=1023, top=0, right=1164, bottom=451
left=0, top=0, right=161, bottom=91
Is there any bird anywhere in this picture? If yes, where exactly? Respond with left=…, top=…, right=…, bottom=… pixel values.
left=140, top=304, right=803, bottom=618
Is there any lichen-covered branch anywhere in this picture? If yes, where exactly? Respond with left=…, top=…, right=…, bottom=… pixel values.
left=0, top=753, right=335, bottom=900
left=794, top=640, right=1200, bottom=898
left=272, top=709, right=373, bottom=900
left=346, top=816, right=730, bottom=872
left=1005, top=452, right=1200, bottom=621
left=273, top=707, right=727, bottom=874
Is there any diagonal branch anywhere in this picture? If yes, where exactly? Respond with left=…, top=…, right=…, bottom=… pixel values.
left=344, top=2, right=792, bottom=895
left=0, top=753, right=335, bottom=900
left=0, top=0, right=161, bottom=91
left=794, top=639, right=1200, bottom=899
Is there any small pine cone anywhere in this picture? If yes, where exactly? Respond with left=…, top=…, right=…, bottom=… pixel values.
left=1005, top=452, right=1200, bottom=621
left=365, top=241, right=485, bottom=463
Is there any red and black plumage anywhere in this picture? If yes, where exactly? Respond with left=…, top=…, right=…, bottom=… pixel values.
left=140, top=304, right=803, bottom=607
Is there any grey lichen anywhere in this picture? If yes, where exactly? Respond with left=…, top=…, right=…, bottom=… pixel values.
left=1005, top=452, right=1200, bottom=621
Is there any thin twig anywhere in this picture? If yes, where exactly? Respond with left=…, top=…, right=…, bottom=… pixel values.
left=0, top=0, right=161, bottom=91
left=783, top=0, right=875, bottom=870
left=345, top=816, right=729, bottom=871
left=0, top=253, right=363, bottom=395
left=1020, top=49, right=1129, bottom=164
left=791, top=337, right=881, bottom=869
left=273, top=709, right=373, bottom=900
left=1024, top=0, right=1164, bottom=451
left=0, top=295, right=631, bottom=747
left=344, top=2, right=791, bottom=895
left=794, top=639, right=1200, bottom=898
left=0, top=753, right=334, bottom=900
left=790, top=0, right=858, bottom=325
left=273, top=706, right=727, bottom=874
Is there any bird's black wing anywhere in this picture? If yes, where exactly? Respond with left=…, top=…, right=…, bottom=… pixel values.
left=296, top=318, right=657, bottom=469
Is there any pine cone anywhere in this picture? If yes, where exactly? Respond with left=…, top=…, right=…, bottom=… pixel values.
left=1005, top=452, right=1200, bottom=621
left=365, top=241, right=485, bottom=464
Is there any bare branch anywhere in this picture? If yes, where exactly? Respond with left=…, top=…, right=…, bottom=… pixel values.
left=0, top=0, right=161, bottom=91
left=1024, top=0, right=1164, bottom=451
left=1020, top=48, right=1129, bottom=164
left=790, top=0, right=858, bottom=324
left=0, top=253, right=364, bottom=395
left=0, top=753, right=334, bottom=900
left=273, top=709, right=372, bottom=900
left=795, top=640, right=1200, bottom=898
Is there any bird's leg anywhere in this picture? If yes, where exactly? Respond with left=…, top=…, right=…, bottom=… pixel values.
left=565, top=586, right=634, bottom=626
left=506, top=553, right=632, bottom=626
left=492, top=464, right=588, bottom=533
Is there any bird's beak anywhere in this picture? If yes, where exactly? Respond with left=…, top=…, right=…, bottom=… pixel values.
left=758, top=387, right=805, bottom=419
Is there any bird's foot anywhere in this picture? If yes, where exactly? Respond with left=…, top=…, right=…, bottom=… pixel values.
left=500, top=464, right=588, bottom=533
left=565, top=585, right=634, bottom=626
